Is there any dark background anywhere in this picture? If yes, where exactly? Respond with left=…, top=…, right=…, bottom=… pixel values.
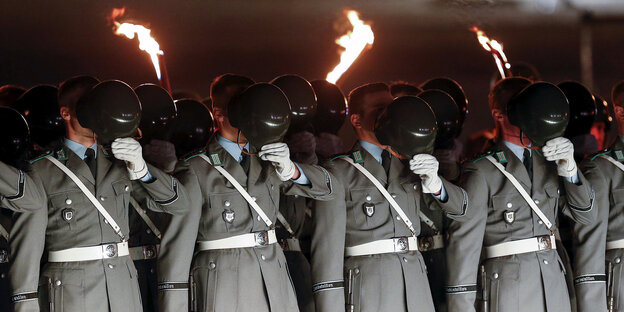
left=2, top=0, right=623, bottom=146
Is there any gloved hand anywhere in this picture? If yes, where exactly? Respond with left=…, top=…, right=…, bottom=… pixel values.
left=111, top=138, right=149, bottom=180
left=542, top=137, right=577, bottom=178
left=409, top=154, right=442, bottom=194
left=143, top=139, right=177, bottom=173
left=315, top=133, right=344, bottom=158
left=258, top=142, right=296, bottom=181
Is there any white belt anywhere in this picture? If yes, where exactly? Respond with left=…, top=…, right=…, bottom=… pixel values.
left=280, top=238, right=302, bottom=252
left=197, top=230, right=277, bottom=251
left=48, top=242, right=129, bottom=262
left=129, top=244, right=160, bottom=260
left=484, top=235, right=556, bottom=259
left=418, top=234, right=445, bottom=252
left=606, top=238, right=624, bottom=251
left=345, top=236, right=418, bottom=257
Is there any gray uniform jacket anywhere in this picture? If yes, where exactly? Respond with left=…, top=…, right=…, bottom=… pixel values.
left=577, top=139, right=624, bottom=312
left=158, top=137, right=334, bottom=312
left=9, top=144, right=189, bottom=312
left=311, top=143, right=470, bottom=312
left=0, top=161, right=46, bottom=213
left=444, top=141, right=596, bottom=312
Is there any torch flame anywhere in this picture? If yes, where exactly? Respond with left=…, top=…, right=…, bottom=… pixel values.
left=110, top=8, right=164, bottom=80
left=326, top=10, right=374, bottom=84
left=470, top=26, right=511, bottom=78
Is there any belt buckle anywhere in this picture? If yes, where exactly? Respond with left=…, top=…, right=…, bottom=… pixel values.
left=418, top=236, right=434, bottom=252
left=537, top=236, right=552, bottom=251
left=104, top=244, right=118, bottom=258
left=394, top=237, right=409, bottom=253
left=0, top=249, right=8, bottom=263
left=255, top=231, right=269, bottom=247
left=143, top=245, right=157, bottom=259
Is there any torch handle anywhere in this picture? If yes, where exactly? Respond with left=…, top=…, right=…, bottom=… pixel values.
left=158, top=54, right=172, bottom=94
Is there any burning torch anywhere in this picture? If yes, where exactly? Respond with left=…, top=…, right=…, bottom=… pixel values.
left=471, top=27, right=511, bottom=79
left=109, top=7, right=172, bottom=93
left=326, top=10, right=374, bottom=84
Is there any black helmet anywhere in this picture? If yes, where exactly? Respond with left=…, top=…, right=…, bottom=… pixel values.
left=375, top=96, right=437, bottom=158
left=135, top=83, right=177, bottom=141
left=420, top=77, right=468, bottom=133
left=558, top=81, right=596, bottom=137
left=310, top=80, right=347, bottom=135
left=0, top=107, right=30, bottom=166
left=271, top=75, right=317, bottom=129
left=228, top=83, right=291, bottom=149
left=13, top=85, right=64, bottom=148
left=76, top=80, right=142, bottom=145
left=168, top=99, right=214, bottom=158
left=508, top=82, right=569, bottom=146
left=594, top=94, right=613, bottom=131
left=417, top=90, right=459, bottom=149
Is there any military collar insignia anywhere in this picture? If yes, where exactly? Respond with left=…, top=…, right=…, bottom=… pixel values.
left=209, top=153, right=222, bottom=166
left=352, top=150, right=364, bottom=163
left=614, top=150, right=624, bottom=162
left=55, top=148, right=68, bottom=161
left=494, top=151, right=508, bottom=163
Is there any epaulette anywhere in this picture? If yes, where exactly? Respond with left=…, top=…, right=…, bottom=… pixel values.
left=28, top=150, right=54, bottom=164
left=589, top=149, right=611, bottom=161
left=330, top=150, right=363, bottom=163
left=472, top=150, right=508, bottom=164
left=183, top=148, right=207, bottom=162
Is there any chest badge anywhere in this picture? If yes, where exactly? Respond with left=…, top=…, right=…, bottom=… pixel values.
left=504, top=210, right=515, bottom=224
left=62, top=208, right=75, bottom=222
left=362, top=203, right=375, bottom=217
left=222, top=209, right=235, bottom=223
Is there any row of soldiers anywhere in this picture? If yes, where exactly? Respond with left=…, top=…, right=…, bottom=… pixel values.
left=0, top=70, right=620, bottom=312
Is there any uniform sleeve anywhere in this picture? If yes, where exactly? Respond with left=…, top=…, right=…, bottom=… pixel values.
left=445, top=162, right=487, bottom=312
left=0, top=161, right=46, bottom=212
left=428, top=177, right=470, bottom=222
left=138, top=163, right=190, bottom=215
left=281, top=163, right=334, bottom=201
left=560, top=168, right=596, bottom=225
left=573, top=159, right=608, bottom=312
left=157, top=160, right=202, bottom=312
left=9, top=172, right=48, bottom=311
left=310, top=162, right=346, bottom=312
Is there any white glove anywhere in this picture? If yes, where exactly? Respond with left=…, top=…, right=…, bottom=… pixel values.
left=111, top=138, right=149, bottom=180
left=143, top=139, right=177, bottom=173
left=542, top=137, right=577, bottom=178
left=258, top=142, right=296, bottom=181
left=409, top=154, right=442, bottom=194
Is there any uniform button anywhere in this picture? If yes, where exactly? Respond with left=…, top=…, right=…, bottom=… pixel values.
left=271, top=185, right=275, bottom=190
left=252, top=196, right=257, bottom=202
left=413, top=185, right=418, bottom=190
left=209, top=262, right=216, bottom=269
left=124, top=185, right=130, bottom=192
left=261, top=255, right=266, bottom=261
left=55, top=280, right=62, bottom=286
left=543, top=260, right=549, bottom=265
left=403, top=257, right=408, bottom=263
left=366, top=195, right=372, bottom=201
left=108, top=264, right=114, bottom=269
left=506, top=203, right=512, bottom=208
left=65, top=198, right=72, bottom=205
left=0, top=273, right=5, bottom=278
left=534, top=199, right=540, bottom=205
left=224, top=200, right=231, bottom=207
left=396, top=216, right=401, bottom=221
left=538, top=220, right=543, bottom=225
left=616, top=258, right=621, bottom=264
left=100, top=196, right=105, bottom=201
left=146, top=229, right=151, bottom=234
left=104, top=219, right=109, bottom=224
left=493, top=273, right=499, bottom=279
left=142, top=209, right=147, bottom=214
left=257, top=215, right=262, bottom=221
left=391, top=193, right=397, bottom=198
left=294, top=195, right=299, bottom=198
left=354, top=268, right=360, bottom=274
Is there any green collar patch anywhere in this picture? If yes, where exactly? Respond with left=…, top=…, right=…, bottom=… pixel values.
left=614, top=150, right=624, bottom=162
left=55, top=148, right=68, bottom=161
left=209, top=153, right=222, bottom=166
left=494, top=151, right=508, bottom=163
left=352, top=150, right=364, bottom=163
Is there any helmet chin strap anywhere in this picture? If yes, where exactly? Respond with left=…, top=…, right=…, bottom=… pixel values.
left=519, top=130, right=541, bottom=150
left=236, top=130, right=257, bottom=156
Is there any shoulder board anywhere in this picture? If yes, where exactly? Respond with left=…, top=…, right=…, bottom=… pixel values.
left=28, top=151, right=54, bottom=164
left=472, top=150, right=498, bottom=163
left=183, top=148, right=207, bottom=162
left=330, top=150, right=363, bottom=163
left=589, top=149, right=611, bottom=161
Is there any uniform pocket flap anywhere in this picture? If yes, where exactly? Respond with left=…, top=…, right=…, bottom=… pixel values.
left=112, top=180, right=132, bottom=196
left=485, top=260, right=520, bottom=281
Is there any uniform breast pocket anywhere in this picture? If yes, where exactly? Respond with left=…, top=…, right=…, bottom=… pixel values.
left=112, top=180, right=132, bottom=217
left=49, top=191, right=87, bottom=232
left=485, top=260, right=520, bottom=312
left=40, top=268, right=85, bottom=312
left=491, top=194, right=524, bottom=233
left=208, top=192, right=250, bottom=232
left=349, top=188, right=387, bottom=230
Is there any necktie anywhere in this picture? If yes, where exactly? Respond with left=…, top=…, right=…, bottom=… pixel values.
left=523, top=148, right=533, bottom=181
left=84, top=148, right=97, bottom=178
left=240, top=151, right=250, bottom=175
left=381, top=149, right=392, bottom=179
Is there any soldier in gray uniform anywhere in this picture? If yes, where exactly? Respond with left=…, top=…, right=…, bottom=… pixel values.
left=311, top=84, right=470, bottom=312
left=9, top=80, right=189, bottom=312
left=444, top=79, right=596, bottom=312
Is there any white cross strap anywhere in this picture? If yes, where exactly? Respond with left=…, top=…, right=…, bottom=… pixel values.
left=198, top=154, right=273, bottom=228
left=340, top=157, right=417, bottom=236
left=0, top=223, right=8, bottom=241
left=485, top=156, right=553, bottom=229
left=601, top=155, right=624, bottom=172
left=46, top=156, right=127, bottom=241
left=276, top=211, right=295, bottom=236
left=129, top=197, right=162, bottom=240
left=418, top=210, right=439, bottom=233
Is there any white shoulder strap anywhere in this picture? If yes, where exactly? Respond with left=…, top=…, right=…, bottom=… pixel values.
left=129, top=197, right=162, bottom=240
left=601, top=155, right=624, bottom=172
left=276, top=212, right=295, bottom=236
left=485, top=156, right=553, bottom=230
left=46, top=156, right=127, bottom=241
left=198, top=154, right=273, bottom=228
left=418, top=210, right=439, bottom=233
left=0, top=223, right=8, bottom=241
left=340, top=157, right=417, bottom=236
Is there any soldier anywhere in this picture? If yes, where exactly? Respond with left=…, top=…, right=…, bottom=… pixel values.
left=310, top=80, right=348, bottom=160
left=444, top=79, right=596, bottom=312
left=576, top=80, right=624, bottom=312
left=9, top=80, right=189, bottom=312
left=311, top=84, right=470, bottom=312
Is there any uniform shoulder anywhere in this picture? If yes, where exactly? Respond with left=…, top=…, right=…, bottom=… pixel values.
left=470, top=149, right=508, bottom=164
left=588, top=149, right=612, bottom=162
left=28, top=147, right=63, bottom=165
left=182, top=148, right=207, bottom=163
left=329, top=150, right=363, bottom=163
